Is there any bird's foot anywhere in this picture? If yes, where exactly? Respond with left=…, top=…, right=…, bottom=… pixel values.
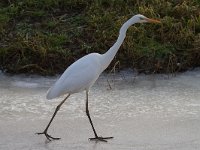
left=36, top=131, right=61, bottom=141
left=89, top=136, right=113, bottom=142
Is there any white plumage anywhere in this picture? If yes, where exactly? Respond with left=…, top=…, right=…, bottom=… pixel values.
left=47, top=53, right=102, bottom=99
left=37, top=14, right=161, bottom=142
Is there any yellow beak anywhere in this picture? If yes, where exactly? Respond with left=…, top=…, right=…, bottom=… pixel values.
left=145, top=18, right=161, bottom=24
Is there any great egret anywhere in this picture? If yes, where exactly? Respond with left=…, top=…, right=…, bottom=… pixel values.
left=37, top=14, right=161, bottom=142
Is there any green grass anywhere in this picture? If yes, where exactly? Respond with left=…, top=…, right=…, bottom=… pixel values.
left=0, top=0, right=200, bottom=75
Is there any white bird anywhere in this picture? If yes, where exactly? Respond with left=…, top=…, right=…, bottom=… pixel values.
left=37, top=14, right=161, bottom=142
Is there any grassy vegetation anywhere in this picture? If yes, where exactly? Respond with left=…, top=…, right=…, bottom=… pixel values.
left=0, top=0, right=200, bottom=75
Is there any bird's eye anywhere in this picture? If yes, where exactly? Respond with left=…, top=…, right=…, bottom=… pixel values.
left=139, top=17, right=144, bottom=20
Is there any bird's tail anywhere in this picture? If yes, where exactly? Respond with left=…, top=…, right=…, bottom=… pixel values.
left=46, top=85, right=62, bottom=100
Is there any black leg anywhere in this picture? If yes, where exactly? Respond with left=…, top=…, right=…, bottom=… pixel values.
left=36, top=94, right=70, bottom=141
left=85, top=91, right=113, bottom=142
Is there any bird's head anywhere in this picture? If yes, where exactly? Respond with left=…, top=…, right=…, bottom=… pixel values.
left=130, top=14, right=161, bottom=24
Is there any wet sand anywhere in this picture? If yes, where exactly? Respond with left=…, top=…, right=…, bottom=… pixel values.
left=0, top=69, right=200, bottom=150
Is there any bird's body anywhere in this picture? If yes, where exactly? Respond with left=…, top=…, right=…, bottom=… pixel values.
left=47, top=14, right=136, bottom=99
left=37, top=14, right=161, bottom=142
left=47, top=53, right=102, bottom=99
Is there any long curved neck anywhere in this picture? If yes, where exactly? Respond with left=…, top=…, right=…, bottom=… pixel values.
left=100, top=18, right=134, bottom=71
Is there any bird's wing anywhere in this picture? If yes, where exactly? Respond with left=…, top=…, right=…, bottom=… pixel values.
left=47, top=53, right=102, bottom=99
